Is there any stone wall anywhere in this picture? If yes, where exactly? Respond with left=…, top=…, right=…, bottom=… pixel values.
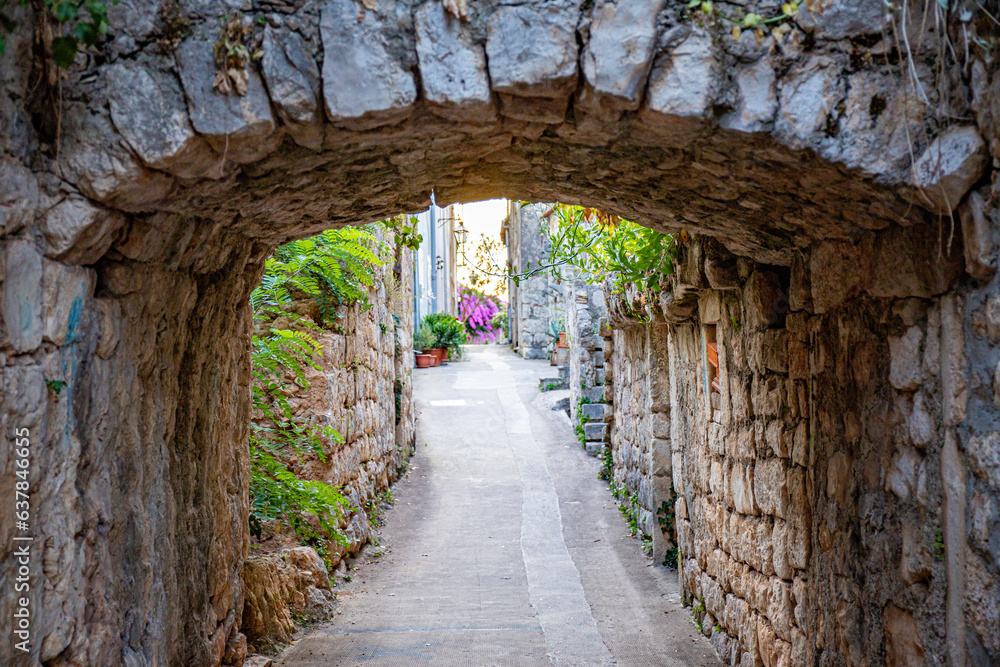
left=603, top=319, right=676, bottom=564
left=1, top=0, right=998, bottom=663
left=602, top=235, right=1000, bottom=666
left=506, top=202, right=563, bottom=359
left=565, top=280, right=607, bottom=419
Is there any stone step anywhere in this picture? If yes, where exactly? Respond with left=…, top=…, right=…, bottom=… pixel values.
left=580, top=402, right=608, bottom=422
left=585, top=442, right=605, bottom=457
left=539, top=377, right=567, bottom=391
left=584, top=422, right=608, bottom=442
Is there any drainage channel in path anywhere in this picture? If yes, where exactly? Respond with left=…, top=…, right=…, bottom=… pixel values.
left=276, top=346, right=720, bottom=666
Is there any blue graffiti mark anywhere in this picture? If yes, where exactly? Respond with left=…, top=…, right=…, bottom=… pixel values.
left=66, top=292, right=85, bottom=344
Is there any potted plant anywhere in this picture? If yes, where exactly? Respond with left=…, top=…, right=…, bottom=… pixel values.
left=413, top=322, right=434, bottom=368
left=424, top=313, right=468, bottom=364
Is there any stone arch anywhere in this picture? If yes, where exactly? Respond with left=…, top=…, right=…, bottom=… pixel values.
left=1, top=0, right=997, bottom=665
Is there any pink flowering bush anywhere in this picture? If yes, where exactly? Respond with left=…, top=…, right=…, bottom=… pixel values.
left=458, top=285, right=505, bottom=344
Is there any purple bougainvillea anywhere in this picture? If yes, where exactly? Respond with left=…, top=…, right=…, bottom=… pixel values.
left=458, top=285, right=505, bottom=344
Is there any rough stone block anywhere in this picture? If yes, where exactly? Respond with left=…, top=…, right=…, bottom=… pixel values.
left=886, top=447, right=922, bottom=501
left=580, top=402, right=606, bottom=422
left=584, top=422, right=608, bottom=442
left=42, top=261, right=95, bottom=346
left=889, top=326, right=923, bottom=391
left=883, top=604, right=926, bottom=666
left=107, top=62, right=220, bottom=178
left=721, top=58, right=778, bottom=133
left=899, top=522, right=931, bottom=585
left=262, top=27, right=324, bottom=149
left=795, top=0, right=893, bottom=38
left=731, top=463, right=758, bottom=515
left=486, top=5, right=578, bottom=99
left=744, top=271, right=785, bottom=330
left=762, top=329, right=789, bottom=374
left=966, top=431, right=1000, bottom=490
left=3, top=240, right=43, bottom=352
left=792, top=422, right=808, bottom=468
left=60, top=104, right=174, bottom=211
left=644, top=30, right=716, bottom=122
left=907, top=125, right=987, bottom=214
left=578, top=0, right=663, bottom=118
left=0, top=156, right=38, bottom=236
left=754, top=458, right=788, bottom=518
left=772, top=520, right=792, bottom=580
left=960, top=189, right=996, bottom=280
left=651, top=413, right=670, bottom=439
left=320, top=0, right=417, bottom=129
left=908, top=391, right=935, bottom=447
left=786, top=467, right=810, bottom=570
left=40, top=196, right=126, bottom=265
left=414, top=3, right=495, bottom=123
left=764, top=421, right=787, bottom=459
left=176, top=33, right=277, bottom=162
left=787, top=336, right=808, bottom=380
left=775, top=56, right=843, bottom=148
left=825, top=451, right=851, bottom=505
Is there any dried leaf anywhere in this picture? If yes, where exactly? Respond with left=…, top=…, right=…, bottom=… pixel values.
left=443, top=0, right=468, bottom=20
left=361, top=0, right=376, bottom=9
left=213, top=69, right=231, bottom=94
left=229, top=68, right=248, bottom=96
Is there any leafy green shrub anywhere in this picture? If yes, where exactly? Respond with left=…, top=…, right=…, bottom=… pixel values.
left=413, top=322, right=434, bottom=352
left=423, top=312, right=468, bottom=357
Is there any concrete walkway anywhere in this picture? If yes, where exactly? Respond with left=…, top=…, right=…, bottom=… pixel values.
left=277, top=346, right=721, bottom=666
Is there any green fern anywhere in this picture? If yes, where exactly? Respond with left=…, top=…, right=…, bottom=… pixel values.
left=248, top=223, right=396, bottom=563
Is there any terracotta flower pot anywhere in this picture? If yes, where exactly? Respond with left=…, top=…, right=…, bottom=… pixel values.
left=415, top=354, right=433, bottom=368
left=557, top=331, right=568, bottom=348
left=429, top=348, right=445, bottom=365
left=442, top=348, right=451, bottom=362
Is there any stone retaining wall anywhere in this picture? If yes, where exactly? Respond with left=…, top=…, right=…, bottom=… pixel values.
left=603, top=237, right=1000, bottom=665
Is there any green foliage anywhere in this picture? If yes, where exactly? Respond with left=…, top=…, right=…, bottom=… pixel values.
left=685, top=0, right=801, bottom=43
left=381, top=214, right=423, bottom=250
left=422, top=312, right=468, bottom=356
left=248, top=448, right=348, bottom=548
left=540, top=205, right=680, bottom=295
left=540, top=382, right=561, bottom=392
left=0, top=0, right=117, bottom=66
left=932, top=530, right=946, bottom=562
left=413, top=321, right=434, bottom=352
left=251, top=226, right=383, bottom=323
left=249, top=223, right=392, bottom=564
left=597, top=444, right=613, bottom=481
left=574, top=396, right=592, bottom=446
left=657, top=490, right=679, bottom=569
left=44, top=378, right=67, bottom=395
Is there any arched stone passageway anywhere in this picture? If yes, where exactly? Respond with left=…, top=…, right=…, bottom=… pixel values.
left=0, top=0, right=997, bottom=665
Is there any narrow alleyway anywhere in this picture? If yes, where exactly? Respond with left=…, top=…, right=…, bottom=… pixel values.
left=277, top=347, right=720, bottom=666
